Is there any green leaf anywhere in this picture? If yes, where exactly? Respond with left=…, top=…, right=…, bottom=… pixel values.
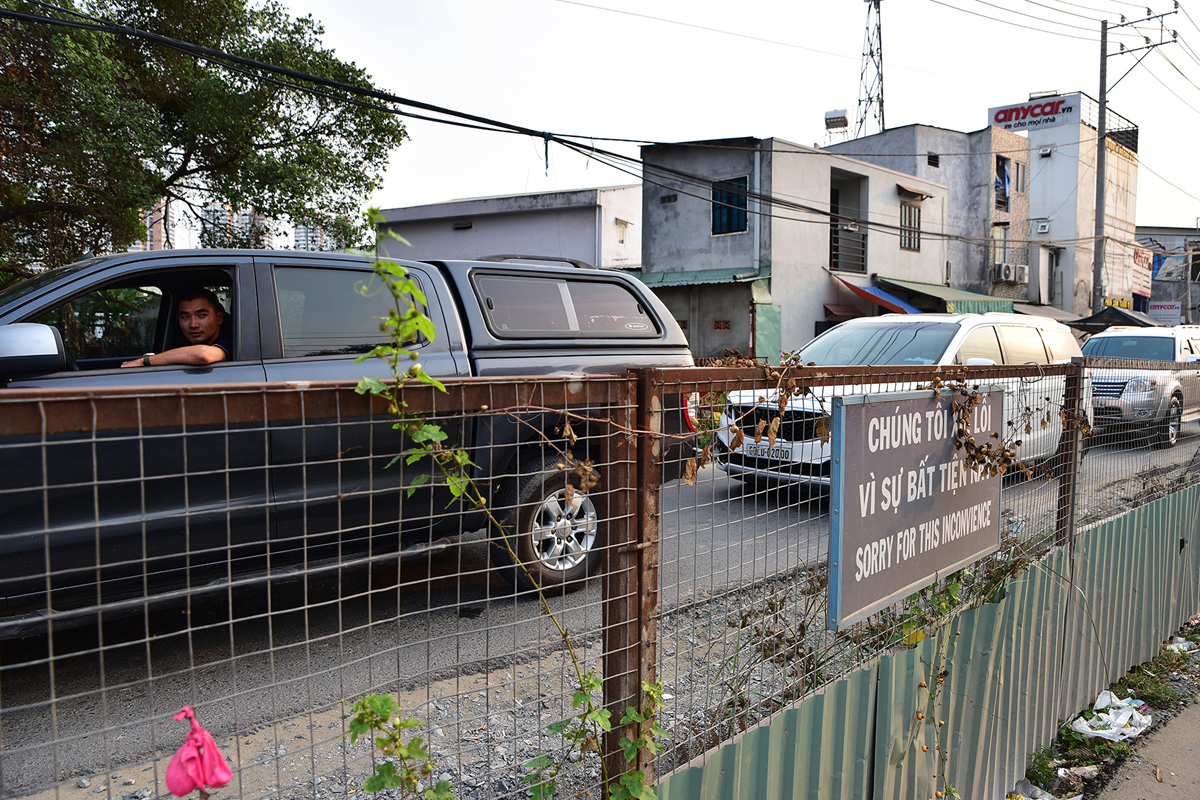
left=363, top=762, right=404, bottom=792
left=355, top=377, right=389, bottom=395
left=572, top=690, right=592, bottom=709
left=424, top=780, right=455, bottom=799
left=547, top=718, right=572, bottom=735
left=411, top=424, right=448, bottom=444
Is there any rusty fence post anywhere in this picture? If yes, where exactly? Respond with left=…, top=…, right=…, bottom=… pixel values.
left=1054, top=358, right=1084, bottom=547
left=601, top=370, right=660, bottom=785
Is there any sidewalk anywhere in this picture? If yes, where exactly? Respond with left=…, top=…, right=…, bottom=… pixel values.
left=1093, top=700, right=1200, bottom=799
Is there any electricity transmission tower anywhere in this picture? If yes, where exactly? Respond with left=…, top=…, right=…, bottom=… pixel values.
left=855, top=0, right=885, bottom=139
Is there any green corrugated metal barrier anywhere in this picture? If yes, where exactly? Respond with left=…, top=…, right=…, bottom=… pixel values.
left=657, top=485, right=1200, bottom=800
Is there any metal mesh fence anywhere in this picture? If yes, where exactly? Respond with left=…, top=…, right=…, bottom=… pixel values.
left=648, top=363, right=1082, bottom=777
left=1076, top=354, right=1200, bottom=527
left=1, top=359, right=1193, bottom=799
left=0, top=377, right=636, bottom=800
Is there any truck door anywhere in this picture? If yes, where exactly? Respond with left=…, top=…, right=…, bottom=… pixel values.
left=257, top=258, right=467, bottom=567
left=1, top=257, right=271, bottom=613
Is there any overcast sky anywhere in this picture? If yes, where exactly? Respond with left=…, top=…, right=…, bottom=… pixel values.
left=281, top=0, right=1200, bottom=229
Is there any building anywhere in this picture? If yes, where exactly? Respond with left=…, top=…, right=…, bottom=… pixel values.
left=825, top=124, right=1030, bottom=299
left=127, top=198, right=175, bottom=252
left=827, top=92, right=1140, bottom=318
left=199, top=203, right=273, bottom=249
left=294, top=224, right=333, bottom=252
left=1136, top=225, right=1197, bottom=324
left=377, top=186, right=642, bottom=270
left=638, top=137, right=958, bottom=360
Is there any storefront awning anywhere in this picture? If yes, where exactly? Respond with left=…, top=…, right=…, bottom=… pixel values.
left=823, top=303, right=865, bottom=318
left=834, top=276, right=922, bottom=314
left=877, top=277, right=1013, bottom=314
left=1067, top=306, right=1165, bottom=334
left=1013, top=302, right=1079, bottom=323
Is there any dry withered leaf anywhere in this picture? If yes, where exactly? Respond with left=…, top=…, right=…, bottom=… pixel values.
left=730, top=426, right=745, bottom=450
left=700, top=444, right=713, bottom=469
left=754, top=418, right=767, bottom=444
left=561, top=420, right=578, bottom=446
left=814, top=415, right=831, bottom=445
left=682, top=458, right=698, bottom=486
left=767, top=416, right=781, bottom=447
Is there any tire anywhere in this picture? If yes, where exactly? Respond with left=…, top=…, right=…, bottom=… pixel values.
left=1154, top=396, right=1182, bottom=449
left=490, top=456, right=601, bottom=593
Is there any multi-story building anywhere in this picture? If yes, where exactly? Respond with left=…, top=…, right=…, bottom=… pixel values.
left=127, top=198, right=175, bottom=252
left=378, top=186, right=642, bottom=270
left=199, top=203, right=273, bottom=249
left=827, top=92, right=1140, bottom=318
left=293, top=224, right=331, bottom=252
left=638, top=137, right=970, bottom=360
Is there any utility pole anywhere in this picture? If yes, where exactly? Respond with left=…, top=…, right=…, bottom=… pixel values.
left=1091, top=7, right=1178, bottom=314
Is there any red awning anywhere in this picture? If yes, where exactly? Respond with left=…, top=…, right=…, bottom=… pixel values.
left=823, top=303, right=864, bottom=318
left=833, top=276, right=922, bottom=314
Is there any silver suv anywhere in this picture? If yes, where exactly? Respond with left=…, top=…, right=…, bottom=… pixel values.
left=715, top=313, right=1088, bottom=486
left=1081, top=325, right=1200, bottom=448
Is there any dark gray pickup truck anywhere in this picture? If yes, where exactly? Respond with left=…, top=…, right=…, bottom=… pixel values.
left=0, top=250, right=695, bottom=626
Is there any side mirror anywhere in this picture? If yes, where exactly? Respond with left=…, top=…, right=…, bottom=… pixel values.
left=0, top=323, right=68, bottom=379
left=964, top=357, right=998, bottom=366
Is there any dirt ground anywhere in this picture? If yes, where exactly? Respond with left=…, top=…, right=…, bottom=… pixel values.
left=1092, top=700, right=1200, bottom=799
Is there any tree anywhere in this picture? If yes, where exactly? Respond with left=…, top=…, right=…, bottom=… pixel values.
left=0, top=0, right=407, bottom=285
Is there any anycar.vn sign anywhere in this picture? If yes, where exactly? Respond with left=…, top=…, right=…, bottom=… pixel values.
left=828, top=390, right=1003, bottom=629
left=987, top=93, right=1081, bottom=132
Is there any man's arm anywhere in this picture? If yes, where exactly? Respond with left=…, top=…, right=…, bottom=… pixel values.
left=121, top=345, right=228, bottom=368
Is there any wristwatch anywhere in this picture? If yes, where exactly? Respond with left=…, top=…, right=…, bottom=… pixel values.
left=142, top=352, right=154, bottom=367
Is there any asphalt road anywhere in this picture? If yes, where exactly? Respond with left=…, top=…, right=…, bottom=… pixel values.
left=2, top=429, right=1198, bottom=793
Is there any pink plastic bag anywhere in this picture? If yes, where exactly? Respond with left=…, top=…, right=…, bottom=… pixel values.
left=166, top=706, right=232, bottom=797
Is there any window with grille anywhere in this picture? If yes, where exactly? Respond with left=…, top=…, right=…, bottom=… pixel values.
left=712, top=177, right=748, bottom=235
left=995, top=156, right=1011, bottom=210
left=713, top=320, right=731, bottom=330
left=927, top=152, right=940, bottom=168
left=900, top=202, right=921, bottom=251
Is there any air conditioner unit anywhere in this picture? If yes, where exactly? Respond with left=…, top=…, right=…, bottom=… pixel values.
left=1035, top=221, right=1051, bottom=234
left=994, top=263, right=1015, bottom=282
left=1039, top=147, right=1053, bottom=158
left=1015, top=264, right=1029, bottom=283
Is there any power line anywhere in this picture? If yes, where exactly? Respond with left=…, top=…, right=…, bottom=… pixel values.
left=10, top=1, right=1198, bottom=234
left=927, top=0, right=1139, bottom=40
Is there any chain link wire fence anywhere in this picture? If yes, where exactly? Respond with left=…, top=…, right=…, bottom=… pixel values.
left=1, top=359, right=1195, bottom=799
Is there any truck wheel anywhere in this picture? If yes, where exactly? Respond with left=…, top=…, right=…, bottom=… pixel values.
left=490, top=456, right=601, bottom=592
left=1154, top=396, right=1182, bottom=449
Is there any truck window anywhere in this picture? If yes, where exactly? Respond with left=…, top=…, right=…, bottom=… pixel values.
left=473, top=275, right=659, bottom=338
left=956, top=326, right=1002, bottom=364
left=33, top=287, right=164, bottom=365
left=998, top=325, right=1050, bottom=365
left=26, top=269, right=234, bottom=368
left=275, top=266, right=425, bottom=357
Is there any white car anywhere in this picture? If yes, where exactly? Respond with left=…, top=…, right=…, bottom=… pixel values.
left=714, top=313, right=1088, bottom=486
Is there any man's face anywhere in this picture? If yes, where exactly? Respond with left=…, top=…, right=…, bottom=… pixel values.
left=178, top=298, right=223, bottom=346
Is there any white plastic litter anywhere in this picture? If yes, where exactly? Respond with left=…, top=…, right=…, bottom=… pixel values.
left=1068, top=691, right=1151, bottom=741
left=1165, top=637, right=1195, bottom=653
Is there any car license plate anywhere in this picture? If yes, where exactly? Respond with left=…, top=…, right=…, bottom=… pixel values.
left=743, top=443, right=791, bottom=460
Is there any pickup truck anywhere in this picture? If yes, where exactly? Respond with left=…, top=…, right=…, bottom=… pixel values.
left=0, top=250, right=695, bottom=624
